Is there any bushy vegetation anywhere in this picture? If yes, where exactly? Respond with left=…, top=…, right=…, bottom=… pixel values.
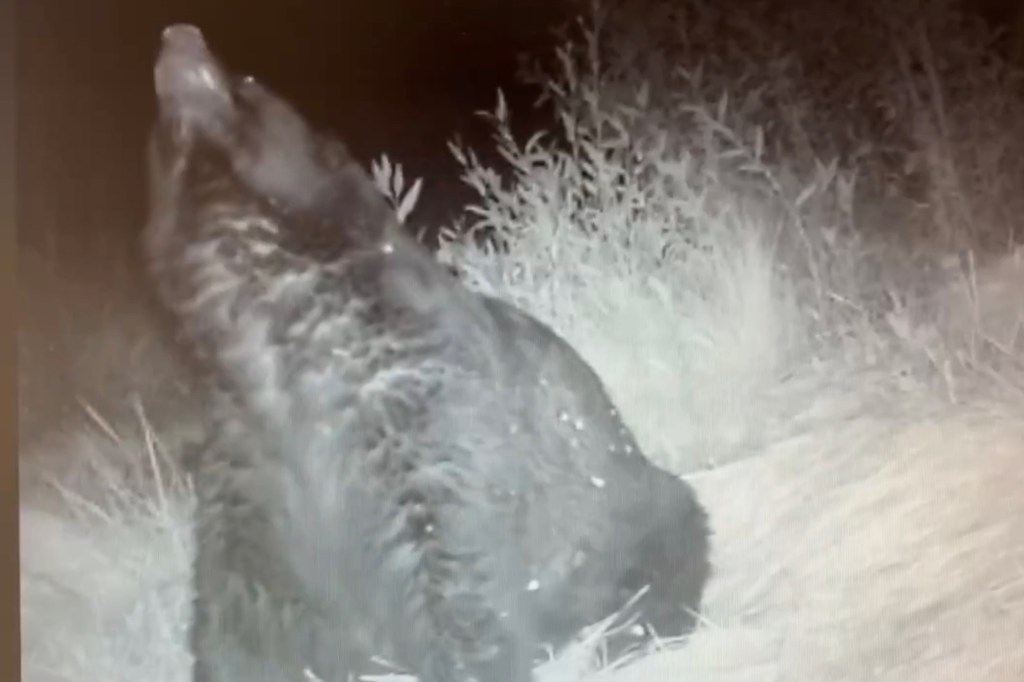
left=425, top=0, right=1024, bottom=470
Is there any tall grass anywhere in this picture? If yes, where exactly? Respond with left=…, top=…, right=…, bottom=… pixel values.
left=20, top=406, right=195, bottom=682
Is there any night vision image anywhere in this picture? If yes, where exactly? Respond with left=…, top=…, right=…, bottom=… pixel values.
left=17, top=1, right=1024, bottom=681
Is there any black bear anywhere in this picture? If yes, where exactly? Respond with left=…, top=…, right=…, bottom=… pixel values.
left=144, top=24, right=710, bottom=682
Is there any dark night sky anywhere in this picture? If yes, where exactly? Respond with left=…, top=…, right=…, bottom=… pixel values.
left=17, top=0, right=573, bottom=265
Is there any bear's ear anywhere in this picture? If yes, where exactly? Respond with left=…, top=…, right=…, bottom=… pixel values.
left=154, top=24, right=235, bottom=145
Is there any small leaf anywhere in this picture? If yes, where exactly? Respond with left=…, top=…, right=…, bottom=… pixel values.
left=524, top=131, right=546, bottom=154
left=448, top=140, right=467, bottom=166
left=397, top=178, right=423, bottom=223
left=496, top=89, right=508, bottom=124
left=394, top=164, right=405, bottom=197
left=716, top=92, right=729, bottom=122
left=795, top=182, right=817, bottom=208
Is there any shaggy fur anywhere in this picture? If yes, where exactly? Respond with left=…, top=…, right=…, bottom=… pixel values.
left=144, top=24, right=709, bottom=682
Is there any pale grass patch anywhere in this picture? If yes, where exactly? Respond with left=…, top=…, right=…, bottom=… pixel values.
left=20, top=406, right=195, bottom=682
left=675, top=395, right=1024, bottom=682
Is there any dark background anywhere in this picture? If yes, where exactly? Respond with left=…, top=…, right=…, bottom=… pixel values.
left=16, top=0, right=576, bottom=268
left=16, top=0, right=1024, bottom=270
